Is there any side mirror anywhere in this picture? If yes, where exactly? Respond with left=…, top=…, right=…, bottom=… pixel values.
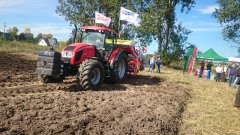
left=48, top=38, right=57, bottom=50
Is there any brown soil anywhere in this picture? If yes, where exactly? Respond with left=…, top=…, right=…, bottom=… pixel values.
left=0, top=52, right=189, bottom=135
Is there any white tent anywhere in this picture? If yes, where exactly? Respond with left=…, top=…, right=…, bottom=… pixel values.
left=229, top=55, right=240, bottom=63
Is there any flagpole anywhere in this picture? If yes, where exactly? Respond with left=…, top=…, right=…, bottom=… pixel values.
left=191, top=59, right=195, bottom=76
left=181, top=71, right=184, bottom=81
left=118, top=18, right=121, bottom=39
left=118, top=7, right=122, bottom=39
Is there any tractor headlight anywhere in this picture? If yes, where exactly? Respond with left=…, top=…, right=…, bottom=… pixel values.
left=61, top=51, right=75, bottom=58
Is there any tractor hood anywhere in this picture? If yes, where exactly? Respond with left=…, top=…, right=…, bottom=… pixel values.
left=62, top=43, right=96, bottom=52
left=61, top=43, right=96, bottom=65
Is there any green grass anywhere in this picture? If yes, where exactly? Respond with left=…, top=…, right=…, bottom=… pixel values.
left=0, top=41, right=67, bottom=60
left=158, top=66, right=240, bottom=135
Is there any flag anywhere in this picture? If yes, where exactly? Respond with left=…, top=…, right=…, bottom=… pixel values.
left=95, top=11, right=111, bottom=27
left=142, top=47, right=147, bottom=53
left=120, top=7, right=139, bottom=26
left=187, top=48, right=198, bottom=73
left=183, top=48, right=198, bottom=73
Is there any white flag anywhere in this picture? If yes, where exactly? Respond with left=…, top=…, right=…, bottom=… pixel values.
left=95, top=11, right=111, bottom=27
left=120, top=7, right=139, bottom=26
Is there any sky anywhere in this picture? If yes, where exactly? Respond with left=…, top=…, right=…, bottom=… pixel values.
left=0, top=0, right=238, bottom=57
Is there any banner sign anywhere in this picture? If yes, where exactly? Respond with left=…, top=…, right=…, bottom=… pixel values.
left=120, top=7, right=139, bottom=26
left=183, top=48, right=198, bottom=73
left=142, top=47, right=147, bottom=53
left=95, top=11, right=111, bottom=27
left=187, top=48, right=198, bottom=73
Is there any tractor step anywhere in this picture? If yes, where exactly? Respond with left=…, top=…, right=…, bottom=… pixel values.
left=104, top=64, right=111, bottom=77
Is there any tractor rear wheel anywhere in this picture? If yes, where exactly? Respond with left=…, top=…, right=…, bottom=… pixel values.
left=109, top=53, right=128, bottom=83
left=77, top=59, right=104, bottom=90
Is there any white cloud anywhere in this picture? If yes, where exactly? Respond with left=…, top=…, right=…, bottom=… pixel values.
left=30, top=25, right=72, bottom=40
left=181, top=21, right=222, bottom=32
left=191, top=15, right=198, bottom=18
left=14, top=23, right=72, bottom=41
left=31, top=26, right=71, bottom=35
left=197, top=5, right=219, bottom=14
left=0, top=0, right=53, bottom=15
left=51, top=13, right=65, bottom=19
left=189, top=27, right=220, bottom=32
left=184, top=21, right=219, bottom=27
left=0, top=0, right=28, bottom=8
left=0, top=0, right=72, bottom=40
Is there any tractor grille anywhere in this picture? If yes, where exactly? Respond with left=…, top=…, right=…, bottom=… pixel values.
left=62, top=57, right=71, bottom=63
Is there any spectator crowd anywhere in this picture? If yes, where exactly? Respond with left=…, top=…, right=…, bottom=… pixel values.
left=196, top=60, right=240, bottom=87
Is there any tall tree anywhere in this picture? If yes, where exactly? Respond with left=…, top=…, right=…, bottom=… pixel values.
left=25, top=33, right=34, bottom=43
left=44, top=34, right=53, bottom=39
left=8, top=27, right=19, bottom=40
left=163, top=0, right=195, bottom=52
left=213, top=0, right=240, bottom=43
left=56, top=0, right=194, bottom=64
left=168, top=23, right=192, bottom=64
left=36, top=33, right=43, bottom=42
left=139, top=0, right=195, bottom=54
left=19, top=33, right=26, bottom=41
left=56, top=0, right=132, bottom=33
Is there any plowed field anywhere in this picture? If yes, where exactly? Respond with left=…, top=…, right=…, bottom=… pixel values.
left=0, top=52, right=189, bottom=135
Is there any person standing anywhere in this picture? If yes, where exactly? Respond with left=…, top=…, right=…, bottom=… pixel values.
left=221, top=64, right=228, bottom=82
left=231, top=64, right=240, bottom=87
left=198, top=60, right=205, bottom=78
left=229, top=64, right=235, bottom=86
left=215, top=64, right=222, bottom=82
left=206, top=61, right=213, bottom=80
left=150, top=56, right=155, bottom=73
left=148, top=58, right=151, bottom=72
left=156, top=56, right=162, bottom=73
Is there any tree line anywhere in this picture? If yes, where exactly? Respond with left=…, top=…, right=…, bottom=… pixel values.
left=0, top=26, right=54, bottom=44
left=213, top=0, right=239, bottom=44
left=56, top=0, right=196, bottom=64
left=56, top=0, right=239, bottom=64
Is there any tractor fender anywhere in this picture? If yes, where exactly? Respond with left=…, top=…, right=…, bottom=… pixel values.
left=109, top=48, right=126, bottom=69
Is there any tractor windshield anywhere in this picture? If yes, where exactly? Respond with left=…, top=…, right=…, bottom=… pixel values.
left=81, top=31, right=105, bottom=48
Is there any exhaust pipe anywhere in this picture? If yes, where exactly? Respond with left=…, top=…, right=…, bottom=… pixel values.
left=72, top=24, right=77, bottom=43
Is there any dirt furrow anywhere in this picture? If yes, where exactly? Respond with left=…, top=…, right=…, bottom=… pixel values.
left=0, top=52, right=189, bottom=135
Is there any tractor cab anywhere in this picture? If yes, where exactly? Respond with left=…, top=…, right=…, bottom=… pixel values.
left=72, top=26, right=117, bottom=59
left=79, top=26, right=117, bottom=54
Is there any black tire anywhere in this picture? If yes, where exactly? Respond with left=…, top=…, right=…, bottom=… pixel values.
left=38, top=75, right=53, bottom=83
left=77, top=59, right=104, bottom=90
left=140, top=65, right=144, bottom=71
left=109, top=53, right=128, bottom=83
left=38, top=75, right=63, bottom=83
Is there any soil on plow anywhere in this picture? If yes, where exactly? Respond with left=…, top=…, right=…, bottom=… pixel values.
left=0, top=52, right=190, bottom=135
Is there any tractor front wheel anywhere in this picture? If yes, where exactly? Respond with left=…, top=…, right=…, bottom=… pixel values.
left=77, top=59, right=104, bottom=90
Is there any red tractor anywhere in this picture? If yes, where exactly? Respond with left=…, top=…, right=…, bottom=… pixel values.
left=36, top=25, right=145, bottom=90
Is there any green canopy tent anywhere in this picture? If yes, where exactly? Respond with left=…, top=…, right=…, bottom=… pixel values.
left=195, top=48, right=228, bottom=62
